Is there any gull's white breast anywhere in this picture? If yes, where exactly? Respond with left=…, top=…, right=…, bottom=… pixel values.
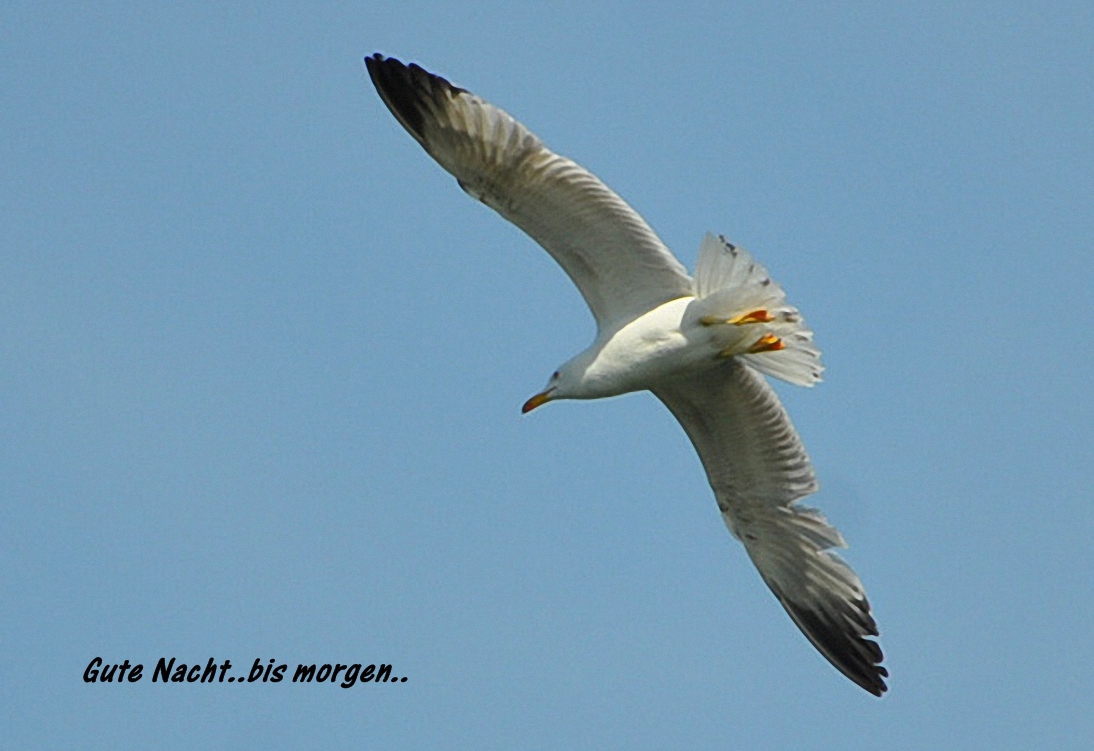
left=581, top=296, right=721, bottom=396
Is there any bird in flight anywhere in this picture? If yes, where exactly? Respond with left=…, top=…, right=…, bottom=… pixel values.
left=365, top=53, right=887, bottom=696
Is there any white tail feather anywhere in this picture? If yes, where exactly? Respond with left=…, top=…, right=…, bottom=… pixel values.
left=695, top=233, right=823, bottom=387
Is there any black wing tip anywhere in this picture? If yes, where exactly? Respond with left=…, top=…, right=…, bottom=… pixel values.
left=365, top=53, right=466, bottom=95
left=365, top=53, right=427, bottom=141
left=364, top=53, right=468, bottom=142
left=782, top=596, right=889, bottom=696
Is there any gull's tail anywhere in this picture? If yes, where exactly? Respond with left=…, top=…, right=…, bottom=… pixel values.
left=693, top=233, right=822, bottom=387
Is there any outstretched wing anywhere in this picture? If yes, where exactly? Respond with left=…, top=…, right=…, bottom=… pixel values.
left=654, top=360, right=887, bottom=696
left=365, top=54, right=694, bottom=332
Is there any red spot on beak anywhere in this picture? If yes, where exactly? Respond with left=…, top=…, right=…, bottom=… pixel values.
left=522, top=391, right=552, bottom=414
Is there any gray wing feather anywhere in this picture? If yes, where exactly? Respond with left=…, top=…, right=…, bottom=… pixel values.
left=655, top=360, right=887, bottom=696
left=366, top=54, right=694, bottom=331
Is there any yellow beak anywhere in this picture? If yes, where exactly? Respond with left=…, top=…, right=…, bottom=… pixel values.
left=521, top=390, right=553, bottom=414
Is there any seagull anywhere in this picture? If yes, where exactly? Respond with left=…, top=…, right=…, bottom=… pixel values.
left=365, top=53, right=887, bottom=696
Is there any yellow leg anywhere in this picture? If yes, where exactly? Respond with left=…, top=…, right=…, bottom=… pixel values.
left=701, top=309, right=775, bottom=327
left=747, top=334, right=786, bottom=353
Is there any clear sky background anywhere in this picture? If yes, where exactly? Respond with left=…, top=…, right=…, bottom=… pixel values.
left=3, top=2, right=1093, bottom=748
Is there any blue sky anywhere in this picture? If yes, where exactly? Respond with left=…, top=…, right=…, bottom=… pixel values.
left=3, top=1, right=1093, bottom=748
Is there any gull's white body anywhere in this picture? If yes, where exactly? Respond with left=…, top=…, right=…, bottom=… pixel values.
left=559, top=297, right=703, bottom=399
left=366, top=53, right=887, bottom=695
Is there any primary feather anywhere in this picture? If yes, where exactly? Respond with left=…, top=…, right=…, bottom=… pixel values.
left=365, top=54, right=693, bottom=332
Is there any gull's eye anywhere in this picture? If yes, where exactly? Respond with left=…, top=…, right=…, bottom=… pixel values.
left=552, top=371, right=560, bottom=380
